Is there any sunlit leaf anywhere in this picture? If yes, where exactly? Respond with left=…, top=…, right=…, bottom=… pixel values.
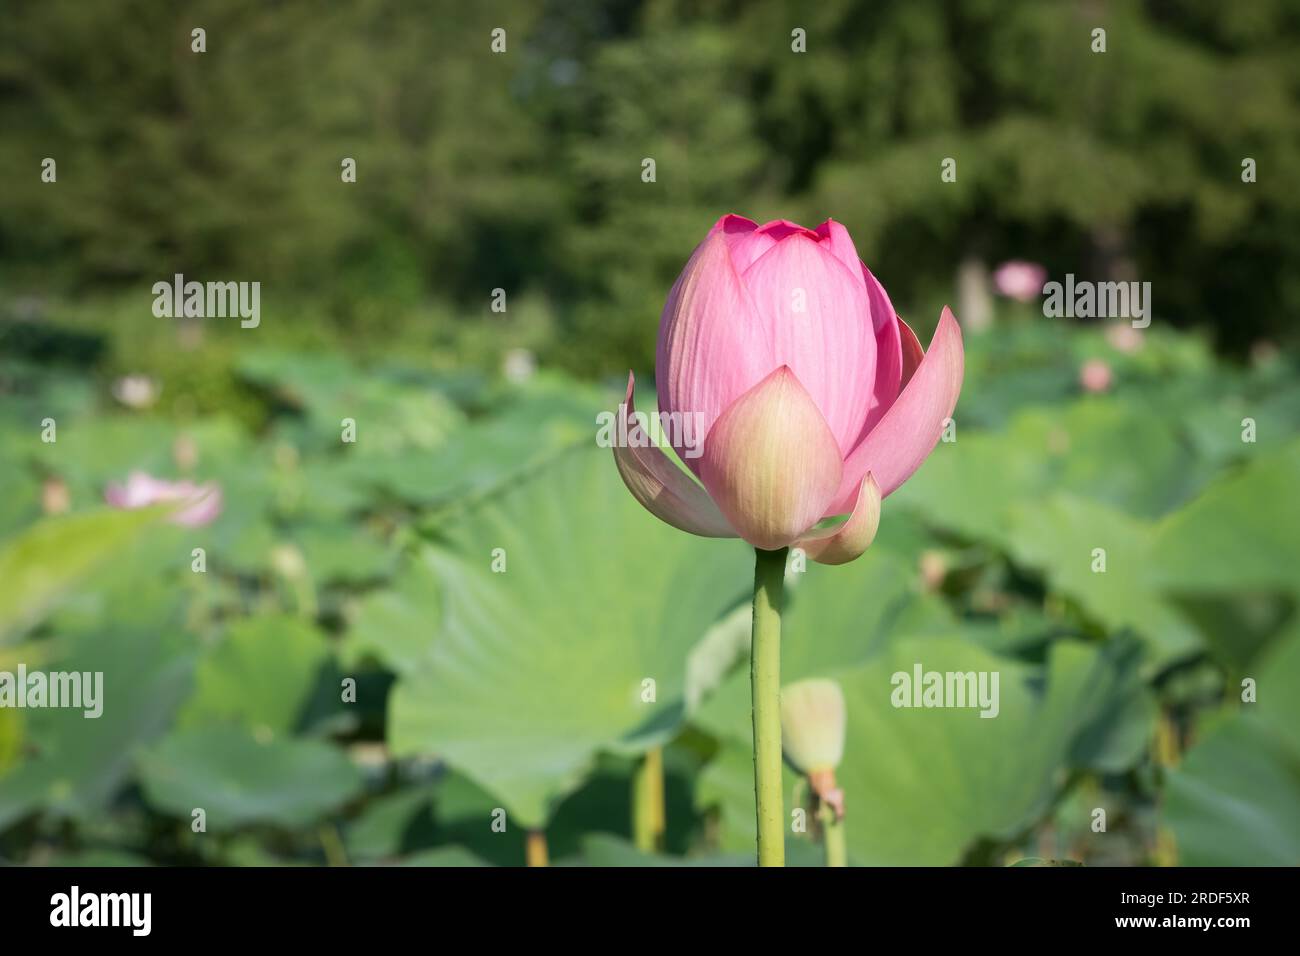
left=388, top=445, right=750, bottom=828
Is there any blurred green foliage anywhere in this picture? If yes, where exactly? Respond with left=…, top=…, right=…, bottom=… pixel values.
left=3, top=0, right=1299, bottom=379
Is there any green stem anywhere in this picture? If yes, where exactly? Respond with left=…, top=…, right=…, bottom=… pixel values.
left=751, top=546, right=787, bottom=867
left=525, top=829, right=549, bottom=867
left=318, top=824, right=349, bottom=867
left=1154, top=710, right=1180, bottom=768
left=632, top=746, right=666, bottom=853
left=822, top=810, right=847, bottom=867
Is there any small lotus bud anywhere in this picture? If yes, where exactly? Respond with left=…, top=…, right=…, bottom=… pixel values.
left=173, top=433, right=198, bottom=471
left=502, top=347, right=536, bottom=383
left=919, top=550, right=948, bottom=590
left=780, top=678, right=846, bottom=774
left=42, top=477, right=71, bottom=515
left=271, top=543, right=307, bottom=580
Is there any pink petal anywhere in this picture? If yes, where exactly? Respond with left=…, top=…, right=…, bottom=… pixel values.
left=105, top=471, right=166, bottom=509
left=105, top=471, right=222, bottom=527
left=698, top=367, right=843, bottom=551
left=103, top=481, right=134, bottom=509
left=813, top=220, right=904, bottom=446
left=830, top=306, right=964, bottom=511
left=812, top=219, right=863, bottom=278
left=740, top=234, right=876, bottom=456
left=714, top=214, right=769, bottom=272
left=725, top=218, right=822, bottom=272
left=611, top=373, right=738, bottom=538
left=755, top=219, right=821, bottom=241
left=172, top=483, right=223, bottom=527
left=798, top=473, right=881, bottom=566
left=656, top=224, right=775, bottom=472
left=857, top=265, right=903, bottom=439
left=898, top=316, right=924, bottom=390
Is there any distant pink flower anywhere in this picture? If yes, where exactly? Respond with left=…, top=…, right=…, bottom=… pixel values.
left=111, top=374, right=161, bottom=409
left=502, top=348, right=537, bottom=383
left=1105, top=324, right=1144, bottom=354
left=611, top=214, right=964, bottom=565
left=992, top=260, right=1048, bottom=302
left=1080, top=359, right=1113, bottom=394
left=105, top=471, right=222, bottom=527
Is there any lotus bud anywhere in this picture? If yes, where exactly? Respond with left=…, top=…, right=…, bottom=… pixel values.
left=781, top=678, right=846, bottom=775
left=610, top=214, right=963, bottom=565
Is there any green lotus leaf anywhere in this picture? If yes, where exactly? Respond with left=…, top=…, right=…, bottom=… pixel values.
left=387, top=445, right=750, bottom=828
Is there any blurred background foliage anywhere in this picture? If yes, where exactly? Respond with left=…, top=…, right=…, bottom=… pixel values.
left=3, top=0, right=1300, bottom=377
left=0, top=0, right=1298, bottom=866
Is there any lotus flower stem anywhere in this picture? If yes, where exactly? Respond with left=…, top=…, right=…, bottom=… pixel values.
left=821, top=806, right=847, bottom=868
left=1154, top=710, right=1181, bottom=768
left=318, top=824, right=348, bottom=867
left=525, top=829, right=549, bottom=867
left=750, top=546, right=787, bottom=866
left=632, top=745, right=666, bottom=853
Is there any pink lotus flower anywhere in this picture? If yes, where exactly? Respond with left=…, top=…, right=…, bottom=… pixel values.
left=612, top=215, right=963, bottom=564
left=105, top=471, right=223, bottom=527
left=1104, top=323, right=1143, bottom=354
left=1079, top=358, right=1113, bottom=394
left=992, top=260, right=1047, bottom=302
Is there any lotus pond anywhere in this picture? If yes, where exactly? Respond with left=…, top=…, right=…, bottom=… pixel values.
left=0, top=315, right=1297, bottom=867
